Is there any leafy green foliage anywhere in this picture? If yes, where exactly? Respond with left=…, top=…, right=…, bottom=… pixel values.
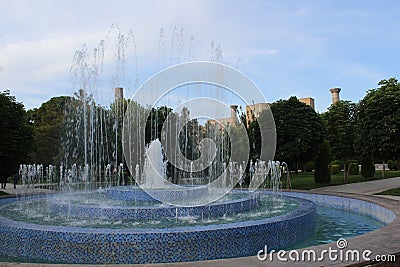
left=314, top=142, right=331, bottom=184
left=348, top=162, right=359, bottom=175
left=387, top=160, right=399, bottom=170
left=322, top=100, right=357, bottom=182
left=0, top=90, right=34, bottom=180
left=303, top=161, right=315, bottom=172
left=375, top=187, right=400, bottom=196
left=360, top=156, right=375, bottom=179
left=28, top=96, right=69, bottom=166
left=330, top=164, right=340, bottom=174
left=269, top=96, right=325, bottom=170
left=357, top=78, right=400, bottom=162
left=246, top=119, right=261, bottom=161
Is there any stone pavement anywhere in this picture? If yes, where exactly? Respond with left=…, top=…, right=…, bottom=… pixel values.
left=311, top=177, right=400, bottom=201
left=311, top=177, right=400, bottom=195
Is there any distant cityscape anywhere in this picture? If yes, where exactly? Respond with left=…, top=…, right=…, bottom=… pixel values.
left=206, top=87, right=342, bottom=126
left=113, top=86, right=342, bottom=128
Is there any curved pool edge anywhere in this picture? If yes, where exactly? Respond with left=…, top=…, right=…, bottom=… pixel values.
left=105, top=185, right=209, bottom=204
left=0, top=193, right=316, bottom=264
left=164, top=190, right=399, bottom=267
left=48, top=190, right=262, bottom=220
left=1, top=190, right=398, bottom=266
left=280, top=191, right=396, bottom=224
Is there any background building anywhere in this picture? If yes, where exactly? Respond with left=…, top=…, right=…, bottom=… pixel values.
left=246, top=103, right=269, bottom=125
left=207, top=105, right=238, bottom=127
left=299, top=97, right=315, bottom=110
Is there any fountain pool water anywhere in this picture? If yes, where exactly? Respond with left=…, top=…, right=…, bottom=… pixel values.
left=0, top=188, right=317, bottom=264
left=0, top=188, right=392, bottom=264
left=3, top=140, right=318, bottom=264
left=3, top=132, right=393, bottom=265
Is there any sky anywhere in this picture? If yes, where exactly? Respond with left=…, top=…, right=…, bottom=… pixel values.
left=0, top=0, right=399, bottom=112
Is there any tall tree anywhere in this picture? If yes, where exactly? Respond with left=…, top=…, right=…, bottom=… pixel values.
left=268, top=97, right=325, bottom=171
left=247, top=119, right=261, bottom=162
left=28, top=96, right=69, bottom=166
left=357, top=78, right=400, bottom=177
left=0, top=90, right=34, bottom=182
left=322, top=100, right=357, bottom=182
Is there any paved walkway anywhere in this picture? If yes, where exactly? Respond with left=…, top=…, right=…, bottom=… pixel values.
left=311, top=177, right=400, bottom=200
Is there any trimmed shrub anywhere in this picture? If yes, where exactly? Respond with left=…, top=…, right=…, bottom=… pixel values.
left=331, top=160, right=342, bottom=166
left=347, top=160, right=359, bottom=175
left=388, top=160, right=399, bottom=170
left=304, top=161, right=315, bottom=172
left=330, top=164, right=340, bottom=175
left=314, top=143, right=331, bottom=184
left=361, top=157, right=375, bottom=179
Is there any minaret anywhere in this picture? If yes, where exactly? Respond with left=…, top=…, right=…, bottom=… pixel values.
left=115, top=87, right=124, bottom=100
left=330, top=88, right=341, bottom=104
left=230, top=105, right=238, bottom=123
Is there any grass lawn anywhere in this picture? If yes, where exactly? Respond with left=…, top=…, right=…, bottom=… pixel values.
left=286, top=170, right=400, bottom=190
left=0, top=190, right=9, bottom=196
left=375, top=187, right=400, bottom=196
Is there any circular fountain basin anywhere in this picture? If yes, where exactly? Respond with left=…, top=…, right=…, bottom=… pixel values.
left=49, top=190, right=261, bottom=219
left=0, top=193, right=316, bottom=264
left=105, top=185, right=209, bottom=203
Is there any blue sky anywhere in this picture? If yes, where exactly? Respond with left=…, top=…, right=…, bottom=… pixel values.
left=0, top=0, right=399, bottom=112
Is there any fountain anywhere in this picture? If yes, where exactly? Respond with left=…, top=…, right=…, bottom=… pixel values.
left=0, top=160, right=317, bottom=264
left=0, top=27, right=394, bottom=264
left=1, top=156, right=392, bottom=264
left=0, top=53, right=318, bottom=263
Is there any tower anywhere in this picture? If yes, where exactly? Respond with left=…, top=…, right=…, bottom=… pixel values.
left=330, top=88, right=341, bottom=104
left=115, top=87, right=124, bottom=100
left=230, top=105, right=238, bottom=122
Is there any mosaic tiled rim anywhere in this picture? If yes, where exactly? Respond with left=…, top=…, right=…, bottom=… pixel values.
left=105, top=185, right=209, bottom=203
left=280, top=191, right=396, bottom=224
left=48, top=190, right=261, bottom=219
left=0, top=193, right=315, bottom=264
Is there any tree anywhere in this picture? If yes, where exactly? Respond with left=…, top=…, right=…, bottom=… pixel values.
left=268, top=97, right=325, bottom=171
left=0, top=90, right=34, bottom=182
left=247, top=119, right=261, bottom=162
left=357, top=78, right=400, bottom=177
left=314, top=142, right=331, bottom=184
left=360, top=156, right=375, bottom=179
left=28, top=96, right=69, bottom=166
left=321, top=100, right=357, bottom=182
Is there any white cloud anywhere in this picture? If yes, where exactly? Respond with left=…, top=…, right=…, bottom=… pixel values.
left=0, top=0, right=399, bottom=112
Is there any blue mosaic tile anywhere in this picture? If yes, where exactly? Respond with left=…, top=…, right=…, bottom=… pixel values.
left=0, top=194, right=316, bottom=264
left=4, top=191, right=393, bottom=264
left=280, top=192, right=396, bottom=224
left=49, top=191, right=260, bottom=220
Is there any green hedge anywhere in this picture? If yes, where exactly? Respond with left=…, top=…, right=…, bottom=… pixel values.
left=304, top=161, right=315, bottom=172
left=361, top=157, right=375, bottom=178
left=388, top=160, right=399, bottom=171
left=348, top=162, right=359, bottom=175
left=314, top=143, right=331, bottom=184
left=347, top=160, right=359, bottom=175
left=330, top=164, right=340, bottom=174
